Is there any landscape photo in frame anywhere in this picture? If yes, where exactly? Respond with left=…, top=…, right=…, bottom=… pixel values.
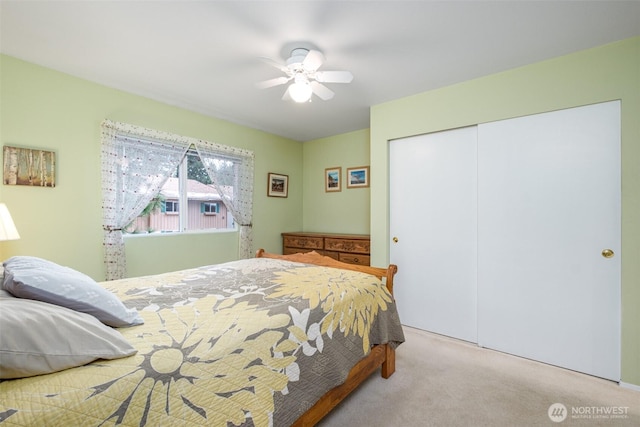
left=325, top=167, right=341, bottom=192
left=267, top=172, right=288, bottom=197
left=3, top=145, right=56, bottom=187
left=347, top=166, right=369, bottom=188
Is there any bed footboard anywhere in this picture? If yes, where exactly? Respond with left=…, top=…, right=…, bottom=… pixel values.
left=256, top=249, right=399, bottom=426
left=292, top=343, right=395, bottom=427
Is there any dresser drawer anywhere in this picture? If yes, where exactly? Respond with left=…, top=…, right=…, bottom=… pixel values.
left=325, top=238, right=370, bottom=254
left=283, top=235, right=324, bottom=250
left=339, top=253, right=371, bottom=266
left=323, top=251, right=340, bottom=261
left=282, top=232, right=371, bottom=266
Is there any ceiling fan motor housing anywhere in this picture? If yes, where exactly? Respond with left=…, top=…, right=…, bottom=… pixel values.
left=287, top=48, right=309, bottom=70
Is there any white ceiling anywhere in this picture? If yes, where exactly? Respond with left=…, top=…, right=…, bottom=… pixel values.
left=1, top=1, right=639, bottom=142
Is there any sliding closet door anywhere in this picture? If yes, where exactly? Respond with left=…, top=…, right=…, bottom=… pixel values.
left=390, top=126, right=478, bottom=343
left=477, top=101, right=621, bottom=381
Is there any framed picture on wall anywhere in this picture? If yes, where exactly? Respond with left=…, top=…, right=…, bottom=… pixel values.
left=346, top=166, right=369, bottom=188
left=325, top=167, right=342, bottom=192
left=267, top=172, right=288, bottom=197
left=3, top=145, right=56, bottom=187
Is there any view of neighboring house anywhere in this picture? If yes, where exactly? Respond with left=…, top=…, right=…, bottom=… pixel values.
left=129, top=177, right=233, bottom=233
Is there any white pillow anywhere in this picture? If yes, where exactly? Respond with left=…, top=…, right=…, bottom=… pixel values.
left=0, top=297, right=137, bottom=379
left=2, top=256, right=143, bottom=327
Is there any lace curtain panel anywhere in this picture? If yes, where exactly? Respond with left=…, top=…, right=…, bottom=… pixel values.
left=195, top=144, right=254, bottom=260
left=101, top=120, right=255, bottom=280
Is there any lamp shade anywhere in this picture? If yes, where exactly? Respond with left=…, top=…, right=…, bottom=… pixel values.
left=0, top=203, right=20, bottom=241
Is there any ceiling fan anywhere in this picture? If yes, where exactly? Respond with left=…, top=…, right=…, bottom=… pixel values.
left=256, top=47, right=353, bottom=103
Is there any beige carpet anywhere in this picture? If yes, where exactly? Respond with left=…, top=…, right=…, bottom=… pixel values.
left=319, top=326, right=640, bottom=426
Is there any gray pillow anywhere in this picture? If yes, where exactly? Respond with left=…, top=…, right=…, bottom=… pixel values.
left=2, top=256, right=143, bottom=327
left=0, top=297, right=137, bottom=379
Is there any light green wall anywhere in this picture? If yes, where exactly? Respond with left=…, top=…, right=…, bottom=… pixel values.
left=370, top=37, right=640, bottom=385
left=302, top=129, right=370, bottom=234
left=0, top=54, right=303, bottom=280
left=2, top=36, right=638, bottom=383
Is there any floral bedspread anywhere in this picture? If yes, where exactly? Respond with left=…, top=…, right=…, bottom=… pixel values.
left=0, top=257, right=404, bottom=427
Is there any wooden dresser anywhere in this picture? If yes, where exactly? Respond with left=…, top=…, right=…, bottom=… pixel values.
left=281, top=232, right=371, bottom=266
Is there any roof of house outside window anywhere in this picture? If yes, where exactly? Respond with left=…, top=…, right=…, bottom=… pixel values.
left=160, top=177, right=230, bottom=201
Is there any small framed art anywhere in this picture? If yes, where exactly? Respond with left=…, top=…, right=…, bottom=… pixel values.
left=325, top=167, right=342, bottom=192
left=267, top=172, right=288, bottom=197
left=347, top=166, right=370, bottom=188
left=3, top=145, right=56, bottom=187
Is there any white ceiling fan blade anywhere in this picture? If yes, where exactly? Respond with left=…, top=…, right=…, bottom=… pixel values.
left=256, top=76, right=291, bottom=89
left=303, top=49, right=324, bottom=72
left=315, top=70, right=354, bottom=84
left=310, top=81, right=334, bottom=101
left=258, top=56, right=289, bottom=73
left=282, top=85, right=292, bottom=101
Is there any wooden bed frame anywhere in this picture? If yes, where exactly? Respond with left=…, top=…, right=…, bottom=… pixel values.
left=255, top=249, right=399, bottom=426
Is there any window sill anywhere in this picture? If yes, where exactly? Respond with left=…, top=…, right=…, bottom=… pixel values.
left=123, top=228, right=237, bottom=239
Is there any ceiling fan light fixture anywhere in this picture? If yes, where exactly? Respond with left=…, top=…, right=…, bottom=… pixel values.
left=256, top=47, right=350, bottom=103
left=289, top=80, right=312, bottom=103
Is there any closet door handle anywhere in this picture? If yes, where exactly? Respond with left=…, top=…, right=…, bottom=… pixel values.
left=393, top=237, right=399, bottom=243
left=601, top=249, right=614, bottom=258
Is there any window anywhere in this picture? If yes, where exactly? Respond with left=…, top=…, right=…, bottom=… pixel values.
left=127, top=147, right=234, bottom=234
left=164, top=200, right=179, bottom=213
left=101, top=119, right=255, bottom=280
left=202, top=202, right=219, bottom=214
